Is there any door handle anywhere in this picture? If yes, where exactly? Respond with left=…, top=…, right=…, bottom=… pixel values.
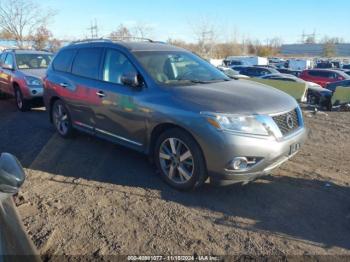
left=96, top=91, right=106, bottom=98
left=59, top=83, right=68, bottom=88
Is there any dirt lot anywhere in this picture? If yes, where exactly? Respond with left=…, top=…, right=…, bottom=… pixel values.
left=0, top=98, right=349, bottom=257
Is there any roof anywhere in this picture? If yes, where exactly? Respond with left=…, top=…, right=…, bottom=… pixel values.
left=306, top=68, right=345, bottom=72
left=65, top=39, right=185, bottom=52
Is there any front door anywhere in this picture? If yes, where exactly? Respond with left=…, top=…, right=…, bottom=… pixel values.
left=93, top=48, right=148, bottom=150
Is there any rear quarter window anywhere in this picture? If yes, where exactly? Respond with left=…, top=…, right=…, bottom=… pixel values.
left=71, top=48, right=103, bottom=79
left=53, top=49, right=76, bottom=72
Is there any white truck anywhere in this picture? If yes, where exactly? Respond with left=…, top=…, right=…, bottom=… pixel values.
left=288, top=59, right=313, bottom=70
left=224, top=56, right=269, bottom=67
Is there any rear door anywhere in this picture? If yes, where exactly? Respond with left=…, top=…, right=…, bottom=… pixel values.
left=67, top=48, right=104, bottom=132
left=47, top=48, right=103, bottom=132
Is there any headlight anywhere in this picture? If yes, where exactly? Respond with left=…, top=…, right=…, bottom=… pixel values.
left=203, top=113, right=269, bottom=136
left=24, top=76, right=42, bottom=86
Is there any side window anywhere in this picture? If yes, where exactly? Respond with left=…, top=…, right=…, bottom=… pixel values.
left=53, top=49, right=76, bottom=72
left=321, top=71, right=333, bottom=78
left=72, top=48, right=103, bottom=79
left=4, top=53, right=14, bottom=67
left=102, top=49, right=137, bottom=85
left=0, top=53, right=7, bottom=65
left=309, top=71, right=321, bottom=77
left=246, top=68, right=256, bottom=75
left=261, top=69, right=270, bottom=76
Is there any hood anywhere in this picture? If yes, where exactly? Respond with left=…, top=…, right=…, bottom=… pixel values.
left=169, top=79, right=298, bottom=115
left=20, top=69, right=46, bottom=79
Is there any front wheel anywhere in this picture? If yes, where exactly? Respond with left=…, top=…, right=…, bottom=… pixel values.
left=15, top=88, right=30, bottom=112
left=52, top=100, right=74, bottom=138
left=154, top=128, right=208, bottom=191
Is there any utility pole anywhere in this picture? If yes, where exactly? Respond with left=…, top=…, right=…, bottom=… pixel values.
left=87, top=19, right=98, bottom=39
left=300, top=30, right=317, bottom=44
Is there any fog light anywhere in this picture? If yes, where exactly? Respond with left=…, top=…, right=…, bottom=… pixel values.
left=231, top=157, right=248, bottom=170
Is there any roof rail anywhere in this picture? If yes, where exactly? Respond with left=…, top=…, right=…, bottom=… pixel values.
left=107, top=36, right=154, bottom=43
left=68, top=36, right=155, bottom=46
left=69, top=38, right=113, bottom=45
left=1, top=48, right=34, bottom=52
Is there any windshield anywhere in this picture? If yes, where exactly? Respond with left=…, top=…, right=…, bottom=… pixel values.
left=15, top=54, right=53, bottom=69
left=133, top=51, right=229, bottom=85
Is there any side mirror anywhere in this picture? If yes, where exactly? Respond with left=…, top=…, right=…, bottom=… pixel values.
left=0, top=153, right=25, bottom=200
left=121, top=72, right=141, bottom=88
left=2, top=63, right=14, bottom=70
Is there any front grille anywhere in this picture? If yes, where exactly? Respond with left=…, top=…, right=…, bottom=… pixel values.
left=272, top=109, right=300, bottom=136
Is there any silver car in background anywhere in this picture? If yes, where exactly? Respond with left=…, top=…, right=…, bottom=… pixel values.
left=44, top=40, right=307, bottom=190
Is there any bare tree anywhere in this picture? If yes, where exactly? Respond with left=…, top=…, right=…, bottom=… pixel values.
left=132, top=22, right=153, bottom=39
left=320, top=36, right=344, bottom=44
left=0, top=0, right=54, bottom=48
left=31, top=26, right=52, bottom=50
left=191, top=17, right=218, bottom=58
left=0, top=28, right=13, bottom=39
left=48, top=38, right=61, bottom=52
left=110, top=24, right=132, bottom=40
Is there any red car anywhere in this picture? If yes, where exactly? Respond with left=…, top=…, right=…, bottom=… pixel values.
left=299, top=69, right=350, bottom=88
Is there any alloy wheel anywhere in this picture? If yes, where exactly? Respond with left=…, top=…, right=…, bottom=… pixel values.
left=15, top=90, right=23, bottom=109
left=53, top=103, right=69, bottom=135
left=159, top=138, right=194, bottom=184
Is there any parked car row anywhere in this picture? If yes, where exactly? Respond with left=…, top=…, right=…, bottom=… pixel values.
left=0, top=39, right=307, bottom=191
left=220, top=63, right=350, bottom=110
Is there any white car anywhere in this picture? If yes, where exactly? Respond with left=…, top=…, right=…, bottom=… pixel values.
left=217, top=66, right=250, bottom=79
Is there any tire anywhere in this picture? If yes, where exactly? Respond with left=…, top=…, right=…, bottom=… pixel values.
left=154, top=128, right=208, bottom=191
left=14, top=87, right=30, bottom=112
left=51, top=99, right=74, bottom=138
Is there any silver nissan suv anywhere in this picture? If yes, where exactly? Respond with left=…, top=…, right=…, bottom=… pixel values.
left=43, top=39, right=307, bottom=190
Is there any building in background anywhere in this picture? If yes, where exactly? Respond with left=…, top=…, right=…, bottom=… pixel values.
left=281, top=43, right=350, bottom=57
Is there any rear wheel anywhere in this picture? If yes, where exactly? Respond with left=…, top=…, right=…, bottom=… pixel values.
left=14, top=87, right=30, bottom=112
left=52, top=100, right=74, bottom=138
left=154, top=128, right=208, bottom=190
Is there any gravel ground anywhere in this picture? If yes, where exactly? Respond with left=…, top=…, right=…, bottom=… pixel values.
left=0, top=98, right=349, bottom=258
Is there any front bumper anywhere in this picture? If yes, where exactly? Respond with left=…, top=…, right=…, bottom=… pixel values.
left=25, top=87, right=43, bottom=98
left=200, top=127, right=308, bottom=185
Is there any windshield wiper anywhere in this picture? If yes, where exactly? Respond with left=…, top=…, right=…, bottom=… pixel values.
left=181, top=79, right=230, bottom=84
